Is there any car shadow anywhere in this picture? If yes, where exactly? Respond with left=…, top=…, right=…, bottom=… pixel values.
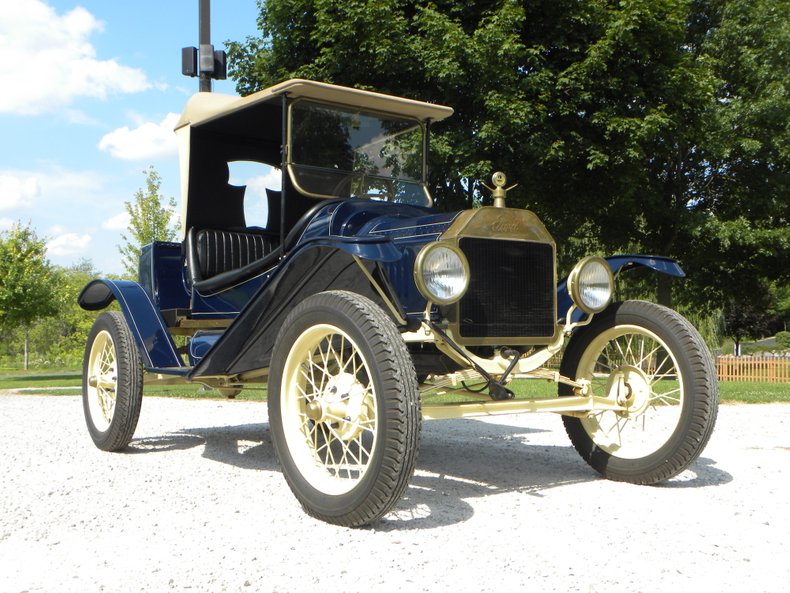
left=127, top=422, right=280, bottom=472
left=126, top=418, right=732, bottom=529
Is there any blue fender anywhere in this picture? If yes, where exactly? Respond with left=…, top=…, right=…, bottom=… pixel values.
left=557, top=255, right=686, bottom=321
left=78, top=279, right=183, bottom=370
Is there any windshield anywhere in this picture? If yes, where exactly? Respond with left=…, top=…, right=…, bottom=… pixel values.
left=289, top=100, right=428, bottom=205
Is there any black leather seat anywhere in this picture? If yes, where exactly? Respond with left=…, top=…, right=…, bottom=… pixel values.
left=187, top=228, right=280, bottom=294
left=186, top=198, right=345, bottom=295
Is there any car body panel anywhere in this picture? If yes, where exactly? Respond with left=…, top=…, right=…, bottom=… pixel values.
left=557, top=255, right=687, bottom=322
left=78, top=279, right=183, bottom=370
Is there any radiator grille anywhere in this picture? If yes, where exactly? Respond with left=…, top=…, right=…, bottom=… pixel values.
left=458, top=238, right=555, bottom=340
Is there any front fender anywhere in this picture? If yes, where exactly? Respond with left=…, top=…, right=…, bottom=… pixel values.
left=189, top=244, right=402, bottom=379
left=78, top=279, right=183, bottom=370
left=557, top=255, right=685, bottom=321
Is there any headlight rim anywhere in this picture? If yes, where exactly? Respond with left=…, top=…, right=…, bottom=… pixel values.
left=414, top=241, right=470, bottom=306
left=568, top=255, right=614, bottom=315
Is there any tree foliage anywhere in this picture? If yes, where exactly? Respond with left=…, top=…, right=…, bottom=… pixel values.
left=119, top=166, right=178, bottom=279
left=0, top=259, right=102, bottom=368
left=0, top=222, right=58, bottom=330
left=226, top=0, right=788, bottom=339
left=0, top=222, right=59, bottom=368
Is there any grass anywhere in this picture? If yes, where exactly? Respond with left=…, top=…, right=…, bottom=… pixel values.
left=1, top=369, right=787, bottom=403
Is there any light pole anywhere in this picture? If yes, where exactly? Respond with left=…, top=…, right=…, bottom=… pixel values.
left=181, top=0, right=227, bottom=92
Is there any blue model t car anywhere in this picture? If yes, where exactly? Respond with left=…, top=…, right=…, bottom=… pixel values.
left=78, top=79, right=718, bottom=527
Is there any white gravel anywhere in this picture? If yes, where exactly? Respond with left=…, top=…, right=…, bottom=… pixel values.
left=0, top=394, right=788, bottom=593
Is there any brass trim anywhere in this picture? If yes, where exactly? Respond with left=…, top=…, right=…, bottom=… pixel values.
left=413, top=241, right=470, bottom=306
left=353, top=255, right=408, bottom=326
left=435, top=207, right=559, bottom=347
left=567, top=256, right=614, bottom=314
left=286, top=98, right=432, bottom=205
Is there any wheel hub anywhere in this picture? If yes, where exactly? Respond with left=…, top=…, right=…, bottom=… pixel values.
left=304, top=373, right=371, bottom=440
left=605, top=365, right=650, bottom=416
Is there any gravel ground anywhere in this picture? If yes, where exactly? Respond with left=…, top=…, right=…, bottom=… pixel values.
left=0, top=394, right=788, bottom=593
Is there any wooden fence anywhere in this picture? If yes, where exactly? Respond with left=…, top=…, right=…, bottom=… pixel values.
left=716, top=355, right=790, bottom=383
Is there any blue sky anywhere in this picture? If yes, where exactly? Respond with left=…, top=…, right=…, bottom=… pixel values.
left=0, top=0, right=264, bottom=274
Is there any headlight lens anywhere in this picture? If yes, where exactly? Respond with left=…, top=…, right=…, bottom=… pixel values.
left=568, top=256, right=614, bottom=314
left=414, top=243, right=469, bottom=305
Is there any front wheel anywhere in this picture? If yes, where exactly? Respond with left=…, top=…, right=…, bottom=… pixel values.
left=560, top=301, right=718, bottom=484
left=82, top=311, right=143, bottom=451
left=268, top=291, right=421, bottom=527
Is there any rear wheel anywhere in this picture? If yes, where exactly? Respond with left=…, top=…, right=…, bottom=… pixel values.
left=82, top=311, right=143, bottom=451
left=560, top=301, right=718, bottom=484
left=268, top=290, right=420, bottom=527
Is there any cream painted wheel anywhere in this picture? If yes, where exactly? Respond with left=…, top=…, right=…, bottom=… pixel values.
left=280, top=324, right=378, bottom=496
left=575, top=325, right=684, bottom=459
left=82, top=312, right=143, bottom=451
left=560, top=301, right=718, bottom=484
left=85, top=330, right=119, bottom=432
left=268, top=291, right=420, bottom=527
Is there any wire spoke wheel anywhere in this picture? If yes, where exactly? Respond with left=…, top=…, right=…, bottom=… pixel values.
left=85, top=330, right=119, bottom=431
left=268, top=291, right=420, bottom=527
left=560, top=301, right=718, bottom=484
left=283, top=325, right=378, bottom=495
left=577, top=325, right=684, bottom=459
left=82, top=311, right=143, bottom=451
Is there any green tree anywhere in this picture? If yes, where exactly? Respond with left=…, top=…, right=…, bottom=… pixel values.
left=723, top=289, right=775, bottom=355
left=119, top=166, right=178, bottom=279
left=0, top=222, right=59, bottom=369
left=684, top=0, right=789, bottom=298
left=29, top=260, right=102, bottom=366
left=228, top=0, right=789, bottom=309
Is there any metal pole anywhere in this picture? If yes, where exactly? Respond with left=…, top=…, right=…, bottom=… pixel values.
left=199, top=0, right=212, bottom=92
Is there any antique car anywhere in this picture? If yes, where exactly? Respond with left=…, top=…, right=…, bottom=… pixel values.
left=78, top=79, right=718, bottom=527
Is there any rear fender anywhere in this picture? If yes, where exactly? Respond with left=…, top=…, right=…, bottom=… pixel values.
left=557, top=255, right=686, bottom=321
left=78, top=279, right=183, bottom=370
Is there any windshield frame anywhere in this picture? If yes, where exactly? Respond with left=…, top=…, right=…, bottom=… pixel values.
left=286, top=98, right=432, bottom=206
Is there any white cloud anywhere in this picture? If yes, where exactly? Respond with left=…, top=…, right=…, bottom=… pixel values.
left=46, top=231, right=91, bottom=256
left=102, top=211, right=131, bottom=230
left=245, top=169, right=283, bottom=195
left=98, top=113, right=180, bottom=160
left=0, top=218, right=14, bottom=231
left=0, top=175, right=40, bottom=210
left=0, top=167, right=105, bottom=211
left=0, top=0, right=151, bottom=115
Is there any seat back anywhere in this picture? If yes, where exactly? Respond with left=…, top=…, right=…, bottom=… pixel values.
left=188, top=228, right=279, bottom=284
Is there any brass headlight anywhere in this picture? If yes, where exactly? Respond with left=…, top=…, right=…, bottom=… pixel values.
left=568, top=256, right=614, bottom=314
left=414, top=242, right=470, bottom=305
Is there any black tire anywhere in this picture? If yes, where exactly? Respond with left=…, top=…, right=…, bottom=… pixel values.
left=559, top=301, right=718, bottom=484
left=268, top=290, right=421, bottom=527
left=82, top=311, right=143, bottom=451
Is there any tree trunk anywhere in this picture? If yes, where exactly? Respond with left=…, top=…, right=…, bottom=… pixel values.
left=657, top=274, right=673, bottom=308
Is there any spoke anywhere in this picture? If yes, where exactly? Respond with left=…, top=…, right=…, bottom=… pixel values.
left=337, top=335, right=351, bottom=374
left=594, top=357, right=615, bottom=373
left=322, top=411, right=374, bottom=436
left=299, top=366, right=321, bottom=400
left=613, top=338, right=629, bottom=367
left=309, top=355, right=330, bottom=394
left=622, top=333, right=638, bottom=365
left=649, top=387, right=682, bottom=405
left=614, top=414, right=630, bottom=443
left=636, top=344, right=662, bottom=370
left=649, top=352, right=673, bottom=383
